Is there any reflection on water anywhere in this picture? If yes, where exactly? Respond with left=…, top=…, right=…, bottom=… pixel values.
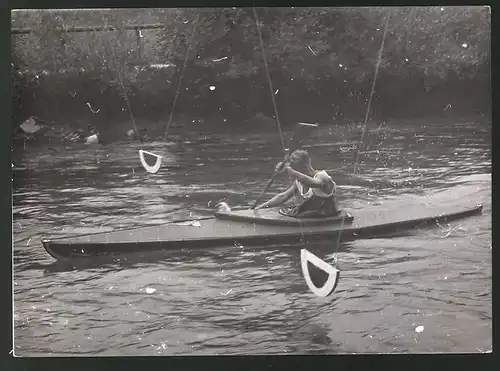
left=13, top=119, right=491, bottom=355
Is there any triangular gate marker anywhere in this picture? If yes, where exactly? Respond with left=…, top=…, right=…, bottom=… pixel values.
left=300, top=249, right=340, bottom=297
left=139, top=150, right=163, bottom=174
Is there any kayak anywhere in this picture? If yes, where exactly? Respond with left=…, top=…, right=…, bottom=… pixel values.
left=41, top=202, right=483, bottom=261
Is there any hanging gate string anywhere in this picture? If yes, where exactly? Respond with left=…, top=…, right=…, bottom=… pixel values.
left=353, top=11, right=391, bottom=172
left=253, top=8, right=313, bottom=268
left=333, top=10, right=392, bottom=262
left=106, top=13, right=200, bottom=143
left=108, top=40, right=142, bottom=143
left=107, top=14, right=200, bottom=144
left=253, top=7, right=298, bottom=193
left=163, top=13, right=200, bottom=139
left=105, top=14, right=200, bottom=218
left=105, top=13, right=199, bottom=175
left=253, top=7, right=286, bottom=155
left=252, top=8, right=391, bottom=287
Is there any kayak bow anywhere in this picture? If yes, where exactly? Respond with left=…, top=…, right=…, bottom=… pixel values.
left=41, top=202, right=483, bottom=261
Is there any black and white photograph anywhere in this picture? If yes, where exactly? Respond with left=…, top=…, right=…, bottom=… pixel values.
left=11, top=7, right=491, bottom=356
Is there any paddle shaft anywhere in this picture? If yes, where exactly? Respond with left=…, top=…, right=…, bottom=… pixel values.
left=250, top=155, right=291, bottom=209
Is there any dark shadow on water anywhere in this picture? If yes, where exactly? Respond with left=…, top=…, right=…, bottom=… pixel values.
left=38, top=227, right=441, bottom=274
left=39, top=241, right=357, bottom=273
left=34, top=223, right=420, bottom=275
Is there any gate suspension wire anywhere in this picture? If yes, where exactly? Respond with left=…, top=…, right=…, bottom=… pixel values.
left=163, top=12, right=200, bottom=139
left=253, top=9, right=392, bottom=295
left=353, top=11, right=391, bottom=173
left=108, top=40, right=142, bottom=143
left=254, top=7, right=328, bottom=295
left=106, top=12, right=199, bottom=175
left=333, top=10, right=392, bottom=258
left=252, top=7, right=296, bottom=194
left=106, top=12, right=200, bottom=218
left=253, top=7, right=286, bottom=155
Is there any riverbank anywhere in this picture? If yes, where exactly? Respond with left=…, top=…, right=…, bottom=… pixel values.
left=11, top=7, right=490, bottom=143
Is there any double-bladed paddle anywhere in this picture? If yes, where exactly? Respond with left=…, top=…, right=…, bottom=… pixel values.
left=251, top=122, right=319, bottom=209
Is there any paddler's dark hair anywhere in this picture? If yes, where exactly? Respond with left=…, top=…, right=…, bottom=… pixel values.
left=289, top=149, right=310, bottom=166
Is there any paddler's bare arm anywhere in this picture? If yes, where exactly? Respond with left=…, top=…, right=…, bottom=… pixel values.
left=255, top=184, right=296, bottom=210
left=285, top=167, right=323, bottom=188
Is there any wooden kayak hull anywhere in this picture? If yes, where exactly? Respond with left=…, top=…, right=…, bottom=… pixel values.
left=215, top=208, right=355, bottom=226
left=41, top=203, right=483, bottom=261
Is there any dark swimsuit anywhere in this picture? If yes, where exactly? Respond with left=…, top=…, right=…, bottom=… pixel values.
left=279, top=171, right=339, bottom=218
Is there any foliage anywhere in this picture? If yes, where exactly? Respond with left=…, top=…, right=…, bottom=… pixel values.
left=148, top=7, right=490, bottom=84
left=11, top=7, right=490, bottom=125
left=12, top=7, right=490, bottom=79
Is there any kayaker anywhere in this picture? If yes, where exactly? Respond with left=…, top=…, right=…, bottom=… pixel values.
left=254, top=149, right=339, bottom=218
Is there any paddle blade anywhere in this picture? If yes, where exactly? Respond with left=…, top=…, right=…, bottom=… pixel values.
left=139, top=150, right=163, bottom=174
left=290, top=122, right=319, bottom=151
left=300, top=248, right=339, bottom=297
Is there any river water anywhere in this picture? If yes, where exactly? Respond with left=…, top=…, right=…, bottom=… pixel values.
left=12, top=118, right=491, bottom=356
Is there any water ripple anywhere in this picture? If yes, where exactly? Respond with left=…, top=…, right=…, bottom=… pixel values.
left=13, top=119, right=491, bottom=355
